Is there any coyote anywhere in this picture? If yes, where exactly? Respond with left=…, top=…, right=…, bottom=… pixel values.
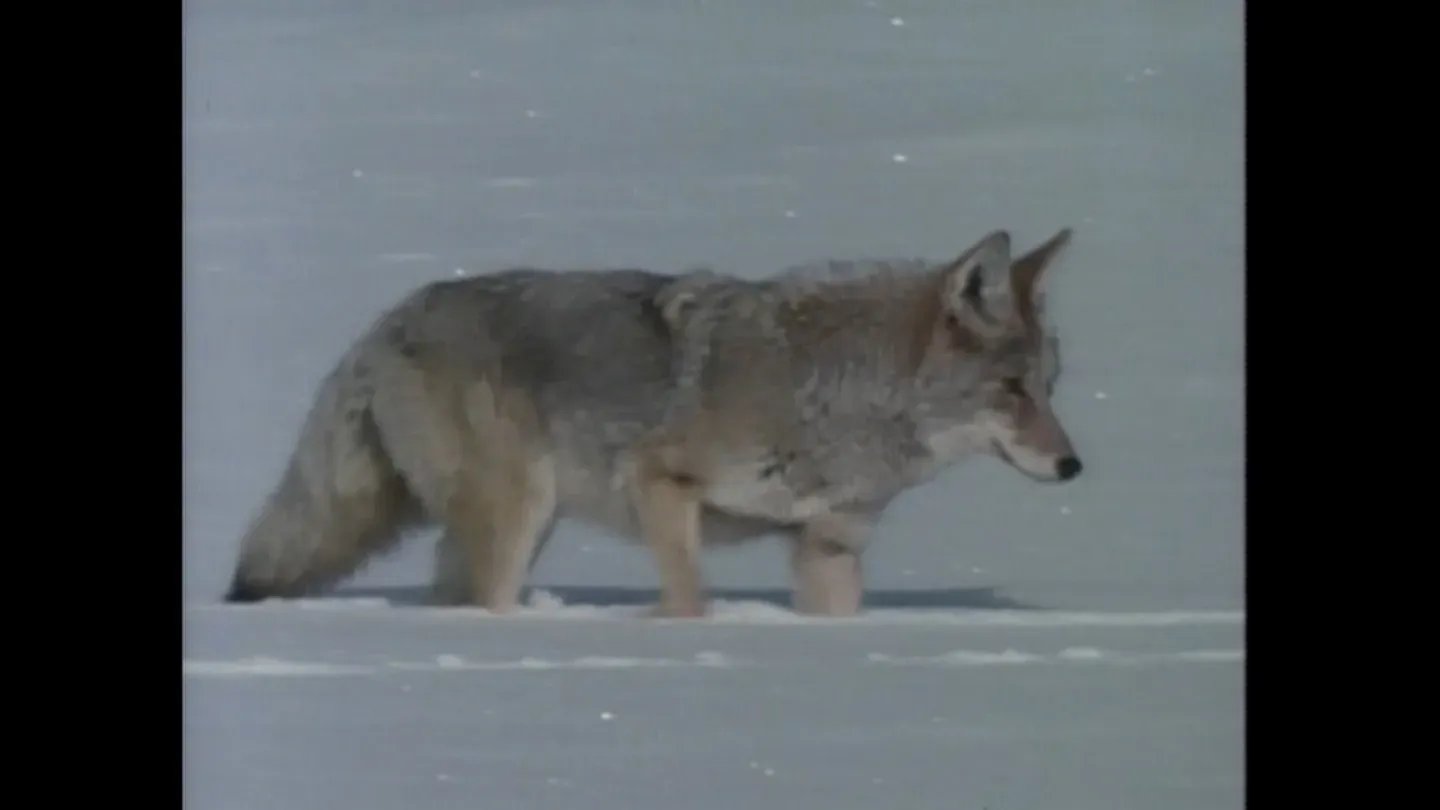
left=222, top=229, right=1081, bottom=617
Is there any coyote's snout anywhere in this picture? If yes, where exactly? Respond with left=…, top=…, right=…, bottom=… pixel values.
left=980, top=372, right=1084, bottom=482
left=985, top=407, right=1084, bottom=483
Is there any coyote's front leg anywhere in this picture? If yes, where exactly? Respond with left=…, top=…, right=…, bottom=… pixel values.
left=626, top=440, right=709, bottom=619
left=791, top=513, right=871, bottom=617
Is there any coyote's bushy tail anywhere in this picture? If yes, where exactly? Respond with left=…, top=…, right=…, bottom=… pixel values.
left=223, top=353, right=422, bottom=603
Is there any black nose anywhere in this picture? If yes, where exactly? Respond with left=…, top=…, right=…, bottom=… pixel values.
left=1055, top=456, right=1083, bottom=481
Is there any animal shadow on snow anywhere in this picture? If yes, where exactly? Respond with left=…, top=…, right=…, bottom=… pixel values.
left=328, top=584, right=1046, bottom=611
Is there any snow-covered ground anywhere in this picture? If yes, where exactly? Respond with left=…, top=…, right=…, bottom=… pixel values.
left=183, top=0, right=1244, bottom=807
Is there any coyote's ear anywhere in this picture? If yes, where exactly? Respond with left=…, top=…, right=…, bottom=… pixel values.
left=1009, top=227, right=1072, bottom=327
left=940, top=229, right=1011, bottom=336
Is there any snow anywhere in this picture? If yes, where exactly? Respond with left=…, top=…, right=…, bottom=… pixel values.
left=184, top=598, right=1242, bottom=809
left=183, top=0, right=1244, bottom=807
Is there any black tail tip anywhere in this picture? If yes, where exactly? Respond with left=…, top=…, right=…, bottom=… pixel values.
left=223, top=577, right=271, bottom=604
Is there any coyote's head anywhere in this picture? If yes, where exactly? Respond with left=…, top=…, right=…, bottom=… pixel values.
left=918, top=228, right=1083, bottom=484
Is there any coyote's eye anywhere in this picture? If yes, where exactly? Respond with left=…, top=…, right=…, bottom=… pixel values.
left=1002, top=378, right=1028, bottom=397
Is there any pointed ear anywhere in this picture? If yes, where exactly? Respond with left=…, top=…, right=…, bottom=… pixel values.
left=1009, top=227, right=1073, bottom=314
left=939, top=229, right=1011, bottom=336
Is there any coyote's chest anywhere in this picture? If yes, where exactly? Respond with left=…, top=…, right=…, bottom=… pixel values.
left=701, top=461, right=839, bottom=524
left=698, top=416, right=990, bottom=524
left=700, top=445, right=916, bottom=524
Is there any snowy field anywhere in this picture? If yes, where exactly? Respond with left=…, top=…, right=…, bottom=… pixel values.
left=183, top=0, right=1244, bottom=808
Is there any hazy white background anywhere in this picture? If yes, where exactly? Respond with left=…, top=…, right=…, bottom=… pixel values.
left=183, top=1, right=1244, bottom=807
